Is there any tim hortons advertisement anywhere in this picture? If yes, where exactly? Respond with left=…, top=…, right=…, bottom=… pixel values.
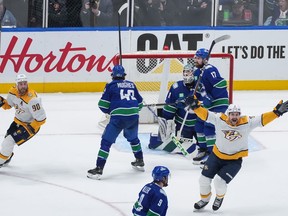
left=0, top=29, right=288, bottom=92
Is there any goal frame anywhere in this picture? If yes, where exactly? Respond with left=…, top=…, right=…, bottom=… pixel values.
left=115, top=52, right=234, bottom=103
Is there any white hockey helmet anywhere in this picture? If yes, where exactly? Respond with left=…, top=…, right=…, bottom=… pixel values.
left=226, top=104, right=241, bottom=115
left=16, top=74, right=28, bottom=84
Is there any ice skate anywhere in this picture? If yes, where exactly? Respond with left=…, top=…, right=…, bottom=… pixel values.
left=0, top=152, right=14, bottom=168
left=131, top=158, right=145, bottom=172
left=193, top=148, right=209, bottom=165
left=194, top=200, right=209, bottom=211
left=87, top=167, right=103, bottom=180
left=212, top=196, right=224, bottom=211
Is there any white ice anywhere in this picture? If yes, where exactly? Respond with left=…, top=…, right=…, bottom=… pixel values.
left=1, top=91, right=288, bottom=216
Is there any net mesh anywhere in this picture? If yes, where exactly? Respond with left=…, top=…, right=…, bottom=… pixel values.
left=117, top=52, right=234, bottom=105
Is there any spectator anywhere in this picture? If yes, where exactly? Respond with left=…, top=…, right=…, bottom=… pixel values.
left=219, top=0, right=258, bottom=26
left=269, top=0, right=288, bottom=25
left=29, top=0, right=43, bottom=27
left=48, top=0, right=67, bottom=27
left=0, top=0, right=17, bottom=27
left=81, top=0, right=113, bottom=27
left=66, top=0, right=83, bottom=27
left=138, top=0, right=162, bottom=26
left=158, top=0, right=177, bottom=26
left=179, top=0, right=212, bottom=26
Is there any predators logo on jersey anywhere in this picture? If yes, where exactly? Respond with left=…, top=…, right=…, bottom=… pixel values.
left=222, top=130, right=242, bottom=142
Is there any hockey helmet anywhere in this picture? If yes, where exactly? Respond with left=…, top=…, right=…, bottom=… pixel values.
left=195, top=48, right=209, bottom=60
left=226, top=104, right=241, bottom=115
left=111, top=65, right=126, bottom=78
left=183, top=64, right=194, bottom=84
left=15, top=74, right=28, bottom=84
left=152, top=166, right=170, bottom=182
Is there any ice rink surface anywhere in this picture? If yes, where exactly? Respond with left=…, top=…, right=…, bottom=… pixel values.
left=1, top=90, right=288, bottom=216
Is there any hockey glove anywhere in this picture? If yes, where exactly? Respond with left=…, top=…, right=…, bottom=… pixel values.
left=185, top=95, right=200, bottom=110
left=273, top=100, right=288, bottom=117
left=0, top=96, right=5, bottom=107
left=175, top=98, right=186, bottom=109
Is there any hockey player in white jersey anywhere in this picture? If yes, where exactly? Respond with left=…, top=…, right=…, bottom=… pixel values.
left=185, top=95, right=288, bottom=211
left=0, top=74, right=46, bottom=167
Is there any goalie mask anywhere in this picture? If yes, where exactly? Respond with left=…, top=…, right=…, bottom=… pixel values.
left=183, top=64, right=194, bottom=85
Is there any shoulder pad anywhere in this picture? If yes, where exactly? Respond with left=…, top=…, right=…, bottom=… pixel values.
left=21, top=89, right=38, bottom=104
left=8, top=86, right=17, bottom=96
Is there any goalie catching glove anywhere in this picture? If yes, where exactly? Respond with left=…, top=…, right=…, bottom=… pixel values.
left=273, top=100, right=288, bottom=117
left=185, top=95, right=201, bottom=110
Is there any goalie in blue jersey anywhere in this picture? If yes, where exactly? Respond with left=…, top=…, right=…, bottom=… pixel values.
left=132, top=166, right=170, bottom=216
left=87, top=65, right=145, bottom=180
left=149, top=63, right=202, bottom=155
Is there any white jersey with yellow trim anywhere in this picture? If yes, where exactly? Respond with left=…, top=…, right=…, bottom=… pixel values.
left=5, top=86, right=46, bottom=126
left=203, top=110, right=278, bottom=160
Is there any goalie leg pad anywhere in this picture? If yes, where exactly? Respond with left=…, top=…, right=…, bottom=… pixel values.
left=148, top=133, right=163, bottom=149
left=158, top=117, right=175, bottom=142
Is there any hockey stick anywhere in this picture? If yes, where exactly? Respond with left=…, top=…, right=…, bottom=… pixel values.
left=143, top=102, right=175, bottom=107
left=176, top=34, right=231, bottom=140
left=117, top=3, right=128, bottom=65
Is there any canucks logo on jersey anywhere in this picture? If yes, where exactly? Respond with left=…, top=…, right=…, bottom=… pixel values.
left=222, top=130, right=242, bottom=142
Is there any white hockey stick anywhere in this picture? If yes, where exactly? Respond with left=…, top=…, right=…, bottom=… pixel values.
left=176, top=35, right=231, bottom=140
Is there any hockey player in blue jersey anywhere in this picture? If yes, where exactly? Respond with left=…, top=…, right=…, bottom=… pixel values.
left=132, top=166, right=170, bottom=216
left=192, top=48, right=229, bottom=164
left=87, top=65, right=145, bottom=180
left=148, top=63, right=200, bottom=155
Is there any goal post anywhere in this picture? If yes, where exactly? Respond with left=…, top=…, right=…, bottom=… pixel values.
left=114, top=51, right=234, bottom=123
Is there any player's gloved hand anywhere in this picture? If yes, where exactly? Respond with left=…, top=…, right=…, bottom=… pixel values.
left=175, top=98, right=186, bottom=109
left=185, top=95, right=200, bottom=110
left=273, top=100, right=288, bottom=117
left=0, top=96, right=5, bottom=107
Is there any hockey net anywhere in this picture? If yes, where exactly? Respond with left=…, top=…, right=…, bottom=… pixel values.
left=114, top=51, right=234, bottom=124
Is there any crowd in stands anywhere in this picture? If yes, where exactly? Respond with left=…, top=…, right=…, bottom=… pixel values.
left=0, top=0, right=287, bottom=28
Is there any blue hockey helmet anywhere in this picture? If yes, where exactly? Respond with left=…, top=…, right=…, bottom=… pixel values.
left=195, top=48, right=209, bottom=60
left=152, top=166, right=170, bottom=182
left=111, top=65, right=126, bottom=78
